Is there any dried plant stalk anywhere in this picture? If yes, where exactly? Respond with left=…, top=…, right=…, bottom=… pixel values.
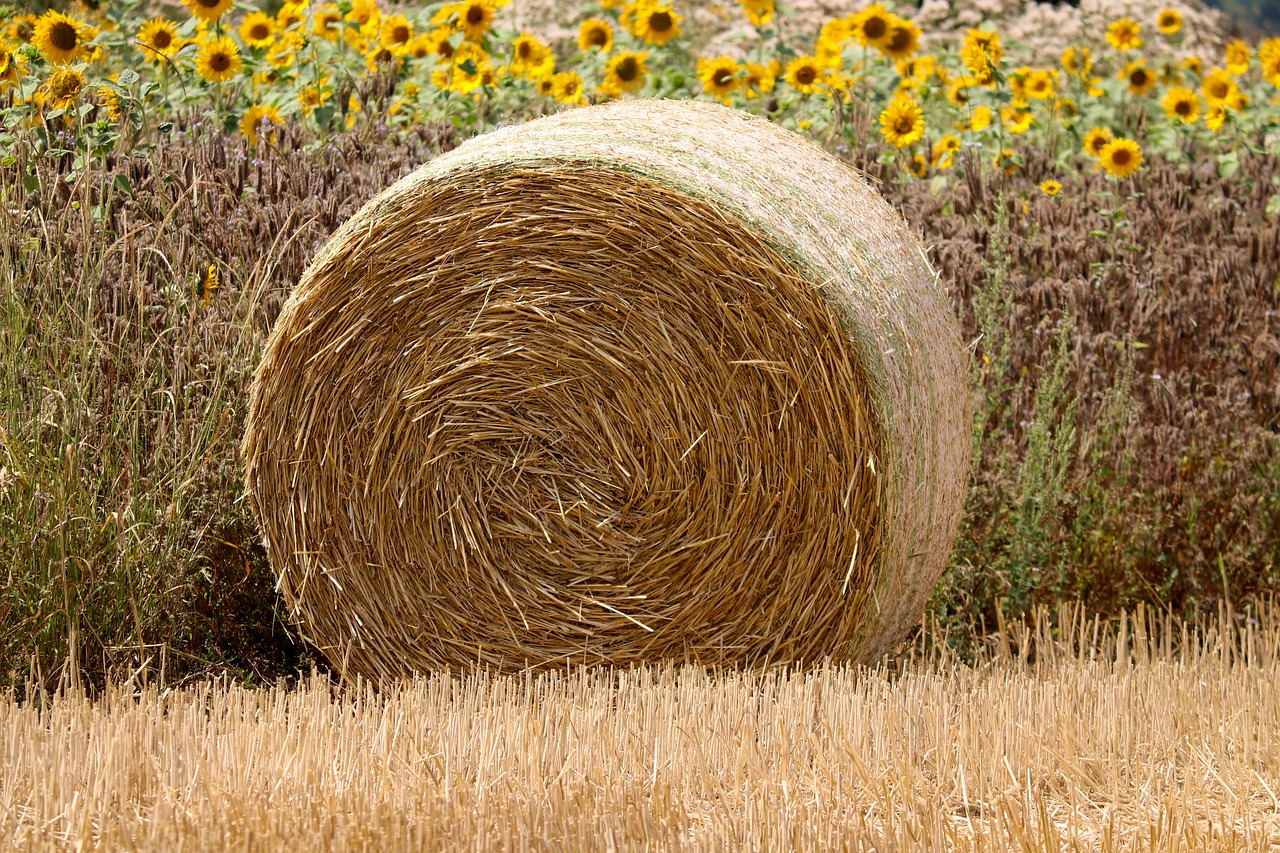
left=243, top=100, right=971, bottom=679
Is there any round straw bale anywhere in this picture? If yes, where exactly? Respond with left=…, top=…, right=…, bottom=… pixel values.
left=243, top=100, right=970, bottom=679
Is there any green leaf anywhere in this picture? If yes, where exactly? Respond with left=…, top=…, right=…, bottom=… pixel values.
left=112, top=173, right=133, bottom=197
left=1218, top=150, right=1240, bottom=179
left=22, top=173, right=38, bottom=192
left=117, top=69, right=139, bottom=86
left=1266, top=194, right=1280, bottom=221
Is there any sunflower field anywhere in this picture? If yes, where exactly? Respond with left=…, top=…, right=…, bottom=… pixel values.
left=1, top=0, right=1279, bottom=687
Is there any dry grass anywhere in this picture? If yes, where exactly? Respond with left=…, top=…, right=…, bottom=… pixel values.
left=244, top=100, right=970, bottom=679
left=2, top=605, right=1277, bottom=851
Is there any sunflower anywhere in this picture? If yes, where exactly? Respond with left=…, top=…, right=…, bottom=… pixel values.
left=96, top=84, right=123, bottom=122
left=1156, top=8, right=1182, bottom=35
left=314, top=5, right=343, bottom=42
left=960, top=41, right=999, bottom=84
left=196, top=264, right=219, bottom=306
left=850, top=4, right=895, bottom=50
left=1123, top=61, right=1157, bottom=96
left=784, top=54, right=823, bottom=94
left=629, top=3, right=682, bottom=47
left=879, top=97, right=924, bottom=148
left=739, top=0, right=774, bottom=28
left=1041, top=179, right=1062, bottom=196
left=239, top=103, right=284, bottom=147
left=1061, top=46, right=1091, bottom=78
left=421, top=27, right=456, bottom=63
left=1106, top=18, right=1141, bottom=51
left=510, top=32, right=553, bottom=80
left=815, top=17, right=850, bottom=68
left=136, top=18, right=181, bottom=63
left=1002, top=105, right=1033, bottom=134
left=277, top=3, right=308, bottom=31
left=455, top=0, right=497, bottom=43
left=1262, top=41, right=1280, bottom=87
left=909, top=153, right=928, bottom=178
left=578, top=18, right=613, bottom=52
left=34, top=67, right=85, bottom=111
left=0, top=42, right=28, bottom=91
left=551, top=71, right=584, bottom=105
left=963, top=28, right=1002, bottom=62
left=1162, top=86, right=1199, bottom=123
left=1024, top=69, right=1054, bottom=99
left=897, top=55, right=936, bottom=84
left=993, top=148, right=1020, bottom=174
left=181, top=0, right=234, bottom=26
left=239, top=12, right=276, bottom=50
left=381, top=15, right=414, bottom=56
left=535, top=73, right=555, bottom=96
left=5, top=14, right=37, bottom=44
left=196, top=36, right=242, bottom=83
left=744, top=60, right=779, bottom=97
left=1203, top=104, right=1226, bottom=131
left=882, top=15, right=920, bottom=60
left=267, top=32, right=302, bottom=69
left=298, top=83, right=331, bottom=116
left=1182, top=55, right=1202, bottom=75
left=445, top=43, right=492, bottom=93
left=1082, top=126, right=1112, bottom=157
left=698, top=55, right=740, bottom=101
left=365, top=45, right=401, bottom=73
left=347, top=0, right=380, bottom=29
left=946, top=74, right=980, bottom=106
left=931, top=134, right=961, bottom=168
left=33, top=10, right=88, bottom=65
left=600, top=51, right=648, bottom=97
left=1224, top=39, right=1250, bottom=76
left=1201, top=68, right=1236, bottom=106
left=958, top=103, right=991, bottom=132
left=1099, top=138, right=1142, bottom=179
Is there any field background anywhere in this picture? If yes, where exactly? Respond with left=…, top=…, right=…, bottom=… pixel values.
left=2, top=0, right=1280, bottom=846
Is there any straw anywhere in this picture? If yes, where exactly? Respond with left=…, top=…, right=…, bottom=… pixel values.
left=243, top=100, right=971, bottom=679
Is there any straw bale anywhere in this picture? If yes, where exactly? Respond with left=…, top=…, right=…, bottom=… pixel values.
left=243, top=100, right=971, bottom=679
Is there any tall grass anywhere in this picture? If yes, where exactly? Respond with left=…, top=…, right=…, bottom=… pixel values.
left=2, top=605, right=1277, bottom=850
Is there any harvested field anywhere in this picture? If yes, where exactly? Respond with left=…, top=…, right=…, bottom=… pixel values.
left=2, top=607, right=1278, bottom=851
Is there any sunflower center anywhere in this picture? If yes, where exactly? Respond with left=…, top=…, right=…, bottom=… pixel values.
left=887, top=28, right=910, bottom=52
left=438, top=40, right=454, bottom=58
left=248, top=24, right=268, bottom=41
left=617, top=57, right=638, bottom=81
left=210, top=52, right=230, bottom=72
left=197, top=0, right=221, bottom=7
left=712, top=68, right=732, bottom=87
left=795, top=65, right=816, bottom=85
left=517, top=42, right=531, bottom=59
left=1210, top=82, right=1227, bottom=98
left=589, top=28, right=607, bottom=46
left=1111, top=148, right=1131, bottom=166
left=52, top=72, right=81, bottom=98
left=1130, top=70, right=1149, bottom=87
left=153, top=29, right=173, bottom=49
left=864, top=17, right=887, bottom=40
left=649, top=12, right=672, bottom=33
left=467, top=6, right=485, bottom=25
left=1175, top=99, right=1193, bottom=116
left=50, top=21, right=78, bottom=52
left=894, top=115, right=915, bottom=134
left=392, top=25, right=409, bottom=43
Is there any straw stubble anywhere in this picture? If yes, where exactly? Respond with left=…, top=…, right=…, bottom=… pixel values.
left=243, top=100, right=970, bottom=679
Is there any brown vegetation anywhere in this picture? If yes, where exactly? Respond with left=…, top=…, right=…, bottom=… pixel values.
left=2, top=115, right=1279, bottom=686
